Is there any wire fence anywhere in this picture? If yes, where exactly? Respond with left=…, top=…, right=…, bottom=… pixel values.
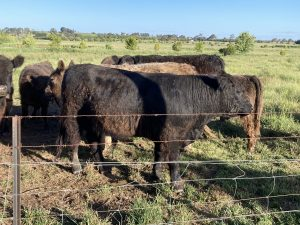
left=0, top=112, right=300, bottom=224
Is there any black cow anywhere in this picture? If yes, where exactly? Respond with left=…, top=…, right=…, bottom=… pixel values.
left=19, top=61, right=54, bottom=128
left=59, top=64, right=252, bottom=190
left=101, top=54, right=263, bottom=152
left=0, top=55, right=24, bottom=134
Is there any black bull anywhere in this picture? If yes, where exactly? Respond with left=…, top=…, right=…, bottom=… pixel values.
left=59, top=64, right=252, bottom=190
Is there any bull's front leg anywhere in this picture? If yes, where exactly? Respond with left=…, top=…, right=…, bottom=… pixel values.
left=72, top=144, right=82, bottom=174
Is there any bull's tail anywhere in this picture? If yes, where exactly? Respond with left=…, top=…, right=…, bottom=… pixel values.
left=249, top=76, right=263, bottom=137
left=243, top=75, right=263, bottom=152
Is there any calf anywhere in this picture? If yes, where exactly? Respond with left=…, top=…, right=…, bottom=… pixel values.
left=19, top=61, right=54, bottom=128
left=0, top=55, right=24, bottom=134
left=60, top=64, right=252, bottom=190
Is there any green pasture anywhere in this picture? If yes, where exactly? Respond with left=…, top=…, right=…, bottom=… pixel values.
left=1, top=40, right=300, bottom=224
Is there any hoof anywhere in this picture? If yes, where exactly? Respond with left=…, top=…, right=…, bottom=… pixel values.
left=172, top=180, right=184, bottom=193
left=72, top=164, right=82, bottom=174
left=95, top=163, right=104, bottom=173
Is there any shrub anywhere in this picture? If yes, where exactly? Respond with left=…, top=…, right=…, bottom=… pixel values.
left=154, top=43, right=160, bottom=51
left=105, top=44, right=112, bottom=50
left=219, top=43, right=236, bottom=56
left=125, top=36, right=138, bottom=50
left=79, top=40, right=87, bottom=49
left=172, top=41, right=182, bottom=51
left=295, top=40, right=300, bottom=44
left=195, top=41, right=204, bottom=52
left=235, top=32, right=256, bottom=53
left=22, top=34, right=36, bottom=47
left=0, top=32, right=16, bottom=44
left=48, top=33, right=62, bottom=49
left=280, top=50, right=286, bottom=56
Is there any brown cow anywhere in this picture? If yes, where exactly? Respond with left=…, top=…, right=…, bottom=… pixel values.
left=0, top=55, right=24, bottom=134
left=101, top=54, right=226, bottom=74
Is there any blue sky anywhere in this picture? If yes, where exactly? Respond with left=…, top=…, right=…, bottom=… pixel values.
left=1, top=0, right=299, bottom=40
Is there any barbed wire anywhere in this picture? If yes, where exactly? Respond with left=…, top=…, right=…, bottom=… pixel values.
left=1, top=157, right=300, bottom=167
left=152, top=209, right=300, bottom=225
left=1, top=110, right=300, bottom=119
left=1, top=195, right=300, bottom=222
left=1, top=173, right=299, bottom=198
left=14, top=135, right=300, bottom=150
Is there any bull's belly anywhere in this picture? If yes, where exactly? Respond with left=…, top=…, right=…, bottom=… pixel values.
left=101, top=115, right=198, bottom=141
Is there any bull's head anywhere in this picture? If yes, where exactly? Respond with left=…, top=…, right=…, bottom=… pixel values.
left=219, top=75, right=253, bottom=116
left=0, top=55, right=24, bottom=99
left=45, top=60, right=74, bottom=106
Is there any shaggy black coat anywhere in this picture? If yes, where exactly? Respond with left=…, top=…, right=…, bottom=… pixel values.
left=0, top=55, right=24, bottom=134
left=19, top=61, right=54, bottom=128
left=60, top=64, right=252, bottom=190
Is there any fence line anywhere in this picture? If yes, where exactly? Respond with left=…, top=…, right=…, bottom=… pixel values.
left=1, top=157, right=300, bottom=167
left=1, top=173, right=299, bottom=198
left=1, top=194, right=300, bottom=221
left=1, top=113, right=299, bottom=224
left=153, top=209, right=300, bottom=225
left=14, top=135, right=300, bottom=149
left=1, top=111, right=300, bottom=119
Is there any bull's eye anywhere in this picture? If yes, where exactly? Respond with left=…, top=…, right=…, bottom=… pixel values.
left=49, top=80, right=54, bottom=88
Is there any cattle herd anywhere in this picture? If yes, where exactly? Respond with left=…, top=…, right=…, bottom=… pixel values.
left=0, top=54, right=263, bottom=191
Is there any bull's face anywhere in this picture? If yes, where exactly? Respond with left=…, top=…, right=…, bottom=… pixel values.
left=45, top=60, right=66, bottom=106
left=233, top=87, right=253, bottom=116
left=0, top=55, right=24, bottom=99
left=219, top=76, right=253, bottom=116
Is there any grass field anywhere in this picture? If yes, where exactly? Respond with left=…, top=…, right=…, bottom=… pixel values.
left=0, top=40, right=300, bottom=224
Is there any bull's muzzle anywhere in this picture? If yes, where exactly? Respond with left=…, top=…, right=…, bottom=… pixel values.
left=0, top=85, right=7, bottom=97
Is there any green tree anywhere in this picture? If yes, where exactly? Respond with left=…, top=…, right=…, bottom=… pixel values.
left=125, top=36, right=138, bottom=50
left=195, top=41, right=204, bottom=52
left=235, top=32, right=255, bottom=53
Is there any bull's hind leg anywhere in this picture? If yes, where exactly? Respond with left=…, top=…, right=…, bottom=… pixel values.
left=167, top=143, right=184, bottom=192
left=153, top=142, right=168, bottom=180
left=90, top=139, right=105, bottom=173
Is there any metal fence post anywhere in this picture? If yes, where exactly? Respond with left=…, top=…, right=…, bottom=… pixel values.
left=12, top=116, right=21, bottom=225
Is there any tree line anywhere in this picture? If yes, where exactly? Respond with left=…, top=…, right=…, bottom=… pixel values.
left=0, top=27, right=297, bottom=43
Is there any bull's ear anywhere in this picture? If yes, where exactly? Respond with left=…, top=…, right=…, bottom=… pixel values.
left=57, top=60, right=65, bottom=72
left=68, top=60, right=75, bottom=67
left=12, top=55, right=24, bottom=68
left=29, top=75, right=36, bottom=84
